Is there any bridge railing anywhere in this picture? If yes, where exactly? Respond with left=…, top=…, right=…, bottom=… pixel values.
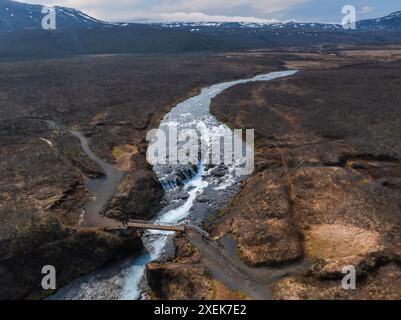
left=185, top=225, right=211, bottom=239
left=127, top=219, right=211, bottom=239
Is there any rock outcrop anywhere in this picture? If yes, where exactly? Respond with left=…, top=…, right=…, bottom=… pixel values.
left=146, top=237, right=248, bottom=300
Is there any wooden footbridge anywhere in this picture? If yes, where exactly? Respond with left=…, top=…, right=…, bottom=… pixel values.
left=126, top=220, right=211, bottom=239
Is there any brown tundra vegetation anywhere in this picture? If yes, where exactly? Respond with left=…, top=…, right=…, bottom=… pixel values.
left=1, top=47, right=401, bottom=300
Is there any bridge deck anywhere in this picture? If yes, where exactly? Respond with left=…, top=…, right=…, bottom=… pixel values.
left=125, top=220, right=211, bottom=238
left=127, top=220, right=186, bottom=232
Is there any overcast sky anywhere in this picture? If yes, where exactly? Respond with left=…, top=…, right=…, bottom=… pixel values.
left=22, top=0, right=401, bottom=23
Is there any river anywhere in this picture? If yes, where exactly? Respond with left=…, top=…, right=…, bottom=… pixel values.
left=49, top=70, right=297, bottom=300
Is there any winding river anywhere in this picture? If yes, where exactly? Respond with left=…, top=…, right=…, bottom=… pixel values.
left=50, top=70, right=297, bottom=300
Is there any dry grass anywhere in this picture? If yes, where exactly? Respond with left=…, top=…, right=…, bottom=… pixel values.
left=208, top=280, right=249, bottom=300
left=305, top=224, right=383, bottom=260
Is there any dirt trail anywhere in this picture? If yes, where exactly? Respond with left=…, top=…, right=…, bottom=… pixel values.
left=69, top=129, right=126, bottom=229
left=47, top=120, right=126, bottom=229
left=187, top=231, right=309, bottom=300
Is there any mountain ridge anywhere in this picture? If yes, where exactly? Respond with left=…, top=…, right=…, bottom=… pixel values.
left=1, top=0, right=401, bottom=32
left=0, top=0, right=114, bottom=31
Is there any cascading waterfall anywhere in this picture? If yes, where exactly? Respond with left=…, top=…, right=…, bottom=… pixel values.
left=120, top=163, right=207, bottom=300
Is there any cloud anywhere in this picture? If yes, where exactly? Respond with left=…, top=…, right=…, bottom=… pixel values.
left=22, top=0, right=312, bottom=22
left=153, top=0, right=311, bottom=15
left=359, top=5, right=374, bottom=14
left=138, top=12, right=281, bottom=23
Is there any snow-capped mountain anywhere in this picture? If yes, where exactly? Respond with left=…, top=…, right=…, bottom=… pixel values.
left=158, top=21, right=341, bottom=31
left=357, top=11, right=401, bottom=31
left=0, top=0, right=111, bottom=31
left=1, top=0, right=401, bottom=33
left=158, top=11, right=401, bottom=32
